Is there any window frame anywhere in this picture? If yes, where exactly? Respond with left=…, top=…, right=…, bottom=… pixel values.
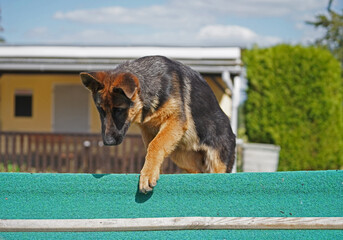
left=14, top=90, right=33, bottom=118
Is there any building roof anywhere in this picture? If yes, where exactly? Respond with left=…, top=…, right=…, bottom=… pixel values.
left=0, top=45, right=242, bottom=74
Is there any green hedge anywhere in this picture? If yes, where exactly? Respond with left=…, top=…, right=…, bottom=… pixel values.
left=244, top=45, right=343, bottom=171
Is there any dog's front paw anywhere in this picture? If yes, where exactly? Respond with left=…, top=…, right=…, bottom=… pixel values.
left=139, top=167, right=160, bottom=194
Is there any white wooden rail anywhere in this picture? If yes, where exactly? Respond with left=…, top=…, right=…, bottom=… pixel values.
left=1, top=217, right=343, bottom=232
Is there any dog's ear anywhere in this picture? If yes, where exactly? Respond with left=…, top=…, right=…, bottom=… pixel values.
left=80, top=72, right=105, bottom=93
left=114, top=73, right=139, bottom=99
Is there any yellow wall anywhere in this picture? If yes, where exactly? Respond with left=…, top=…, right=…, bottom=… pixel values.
left=0, top=73, right=100, bottom=132
left=204, top=76, right=232, bottom=118
left=0, top=73, right=231, bottom=133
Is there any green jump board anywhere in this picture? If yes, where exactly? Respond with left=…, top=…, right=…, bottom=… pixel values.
left=1, top=171, right=342, bottom=239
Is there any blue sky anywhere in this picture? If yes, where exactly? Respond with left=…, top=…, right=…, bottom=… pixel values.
left=1, top=0, right=342, bottom=47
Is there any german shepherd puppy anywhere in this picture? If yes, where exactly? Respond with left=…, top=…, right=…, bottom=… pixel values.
left=80, top=56, right=236, bottom=193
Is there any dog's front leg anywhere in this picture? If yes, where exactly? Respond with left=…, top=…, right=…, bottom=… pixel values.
left=139, top=117, right=185, bottom=193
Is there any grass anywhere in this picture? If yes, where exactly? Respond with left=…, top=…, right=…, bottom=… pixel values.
left=0, top=163, right=21, bottom=172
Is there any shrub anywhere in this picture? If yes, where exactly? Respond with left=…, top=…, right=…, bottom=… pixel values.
left=244, top=45, right=343, bottom=170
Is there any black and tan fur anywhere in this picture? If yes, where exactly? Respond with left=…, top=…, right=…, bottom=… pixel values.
left=80, top=56, right=236, bottom=193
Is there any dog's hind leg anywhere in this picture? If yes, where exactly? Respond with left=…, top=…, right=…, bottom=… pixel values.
left=171, top=147, right=227, bottom=174
left=170, top=149, right=204, bottom=173
left=202, top=147, right=227, bottom=173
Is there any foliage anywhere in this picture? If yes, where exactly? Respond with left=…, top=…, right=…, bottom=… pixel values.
left=307, top=0, right=343, bottom=64
left=244, top=44, right=343, bottom=170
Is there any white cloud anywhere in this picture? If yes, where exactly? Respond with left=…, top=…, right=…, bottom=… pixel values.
left=54, top=0, right=327, bottom=25
left=298, top=26, right=326, bottom=46
left=25, top=27, right=49, bottom=37
left=33, top=25, right=280, bottom=47
left=47, top=0, right=327, bottom=46
left=55, top=7, right=145, bottom=24
left=41, top=29, right=198, bottom=46
left=54, top=5, right=213, bottom=29
left=197, top=25, right=281, bottom=47
left=177, top=0, right=326, bottom=16
left=198, top=25, right=256, bottom=42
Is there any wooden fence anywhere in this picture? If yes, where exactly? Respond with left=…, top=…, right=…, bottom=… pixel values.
left=0, top=131, right=181, bottom=174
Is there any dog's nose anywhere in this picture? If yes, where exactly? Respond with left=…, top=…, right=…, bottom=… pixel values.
left=103, top=136, right=116, bottom=145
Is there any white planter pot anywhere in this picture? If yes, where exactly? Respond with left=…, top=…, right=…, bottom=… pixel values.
left=242, top=143, right=281, bottom=172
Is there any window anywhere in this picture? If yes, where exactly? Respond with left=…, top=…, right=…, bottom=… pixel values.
left=14, top=90, right=33, bottom=117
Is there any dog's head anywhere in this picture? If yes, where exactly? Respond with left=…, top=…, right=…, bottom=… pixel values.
left=80, top=71, right=139, bottom=145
